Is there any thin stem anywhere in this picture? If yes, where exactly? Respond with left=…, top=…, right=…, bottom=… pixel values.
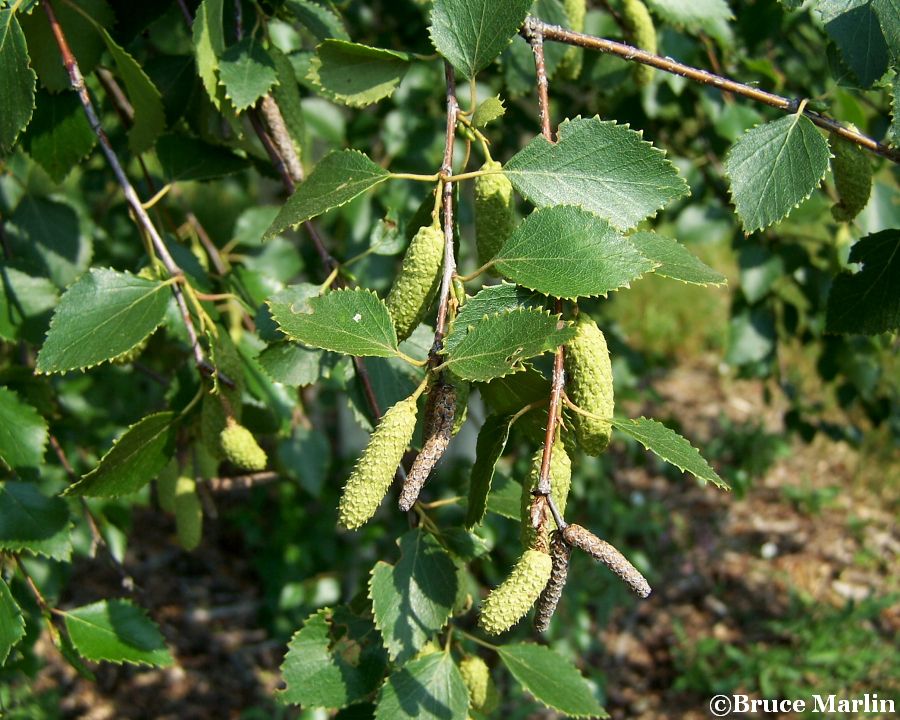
left=42, top=0, right=221, bottom=382
left=206, top=471, right=279, bottom=492
left=523, top=18, right=553, bottom=141
left=533, top=20, right=900, bottom=164
left=15, top=556, right=50, bottom=614
left=390, top=172, right=442, bottom=182
left=563, top=394, right=612, bottom=423
left=454, top=626, right=499, bottom=651
left=456, top=260, right=495, bottom=283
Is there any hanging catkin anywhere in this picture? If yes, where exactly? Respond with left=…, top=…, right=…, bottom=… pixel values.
left=399, top=381, right=456, bottom=511
left=479, top=549, right=553, bottom=635
left=534, top=530, right=571, bottom=632
left=562, top=523, right=651, bottom=598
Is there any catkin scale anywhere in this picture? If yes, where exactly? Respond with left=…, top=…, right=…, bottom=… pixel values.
left=399, top=382, right=456, bottom=511
left=220, top=419, right=268, bottom=471
left=338, top=394, right=419, bottom=529
left=534, top=531, right=571, bottom=632
left=385, top=224, right=444, bottom=341
left=479, top=549, right=553, bottom=635
left=830, top=134, right=872, bottom=221
left=473, top=161, right=516, bottom=267
left=562, top=523, right=651, bottom=598
left=520, top=440, right=572, bottom=552
left=558, top=0, right=586, bottom=80
left=565, top=315, right=614, bottom=455
left=622, top=0, right=657, bottom=87
left=459, top=656, right=499, bottom=713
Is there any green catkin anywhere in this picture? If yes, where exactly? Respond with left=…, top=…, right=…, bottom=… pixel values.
left=385, top=223, right=444, bottom=341
left=520, top=440, right=572, bottom=551
left=479, top=549, right=553, bottom=635
left=174, top=476, right=203, bottom=550
left=830, top=134, right=872, bottom=221
left=220, top=419, right=268, bottom=471
left=473, top=160, right=516, bottom=267
left=156, top=458, right=178, bottom=513
left=565, top=314, right=614, bottom=455
left=558, top=0, right=586, bottom=80
left=338, top=394, right=419, bottom=529
left=459, top=656, right=499, bottom=713
left=622, top=0, right=657, bottom=87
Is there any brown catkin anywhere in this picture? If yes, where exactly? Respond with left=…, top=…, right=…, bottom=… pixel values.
left=338, top=394, right=419, bottom=529
left=520, top=440, right=572, bottom=552
left=479, top=549, right=553, bottom=635
left=534, top=531, right=572, bottom=632
left=385, top=223, right=444, bottom=341
left=564, top=314, right=614, bottom=456
left=473, top=160, right=516, bottom=267
left=562, top=523, right=651, bottom=598
left=622, top=0, right=657, bottom=87
left=399, top=382, right=456, bottom=511
left=830, top=133, right=872, bottom=221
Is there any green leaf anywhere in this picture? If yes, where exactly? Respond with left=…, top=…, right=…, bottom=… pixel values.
left=22, top=90, right=96, bottom=183
left=63, top=412, right=178, bottom=498
left=0, top=264, right=59, bottom=343
left=0, top=387, right=47, bottom=472
left=444, top=283, right=542, bottom=354
left=0, top=481, right=72, bottom=561
left=156, top=133, right=250, bottom=182
left=92, top=24, right=165, bottom=153
left=442, top=308, right=574, bottom=382
left=270, top=287, right=400, bottom=358
left=825, top=230, right=900, bottom=335
left=193, top=0, right=226, bottom=109
left=375, top=651, right=469, bottom=720
left=284, top=0, right=350, bottom=41
left=219, top=36, right=279, bottom=111
left=628, top=231, right=727, bottom=286
left=504, top=117, right=689, bottom=232
left=465, top=414, right=513, bottom=528
left=36, top=268, right=170, bottom=374
left=270, top=46, right=305, bottom=155
left=429, top=0, right=533, bottom=78
left=0, top=578, right=26, bottom=665
left=486, top=474, right=524, bottom=519
left=62, top=599, right=173, bottom=667
left=264, top=150, right=390, bottom=237
left=724, top=114, right=830, bottom=234
left=258, top=341, right=325, bottom=387
left=498, top=643, right=606, bottom=718
left=493, top=206, right=656, bottom=299
left=472, top=95, right=506, bottom=127
left=644, top=0, right=733, bottom=44
left=6, top=196, right=92, bottom=289
left=609, top=417, right=728, bottom=489
left=369, top=530, right=458, bottom=664
left=0, top=8, right=36, bottom=152
left=280, top=606, right=387, bottom=708
left=873, top=0, right=900, bottom=60
left=308, top=40, right=411, bottom=107
left=19, top=0, right=113, bottom=93
left=891, top=74, right=900, bottom=147
left=818, top=0, right=889, bottom=87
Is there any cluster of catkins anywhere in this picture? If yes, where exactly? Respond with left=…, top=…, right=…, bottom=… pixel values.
left=336, top=156, right=650, bottom=635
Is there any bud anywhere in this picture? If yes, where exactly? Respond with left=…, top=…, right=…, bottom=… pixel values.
left=479, top=549, right=553, bottom=635
left=474, top=161, right=516, bottom=268
left=562, top=523, right=651, bottom=598
left=459, top=656, right=499, bottom=713
left=622, top=0, right=657, bottom=87
left=534, top=531, right=571, bottom=632
left=830, top=133, right=872, bottom=221
left=564, top=314, right=614, bottom=456
left=520, top=440, right=571, bottom=551
left=385, top=224, right=444, bottom=341
left=338, top=394, right=419, bottom=529
left=220, top=419, right=268, bottom=471
left=399, top=382, right=456, bottom=511
left=174, top=475, right=203, bottom=551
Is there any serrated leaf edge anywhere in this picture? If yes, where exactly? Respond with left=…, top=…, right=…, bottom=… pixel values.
left=305, top=39, right=411, bottom=108
left=0, top=386, right=49, bottom=472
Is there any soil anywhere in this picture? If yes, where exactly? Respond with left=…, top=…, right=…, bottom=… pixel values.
left=31, top=359, right=899, bottom=719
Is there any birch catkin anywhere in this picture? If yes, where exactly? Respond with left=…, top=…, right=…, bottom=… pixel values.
left=479, top=549, right=553, bottom=635
left=385, top=223, right=444, bottom=341
left=562, top=523, right=651, bottom=598
left=622, top=0, right=657, bottom=87
left=220, top=419, right=267, bottom=471
left=459, top=656, right=499, bottom=713
left=564, top=314, right=614, bottom=455
left=399, top=382, right=456, bottom=511
left=520, top=440, right=571, bottom=552
left=473, top=160, right=515, bottom=267
left=338, top=394, right=418, bottom=529
left=534, top=531, right=571, bottom=632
